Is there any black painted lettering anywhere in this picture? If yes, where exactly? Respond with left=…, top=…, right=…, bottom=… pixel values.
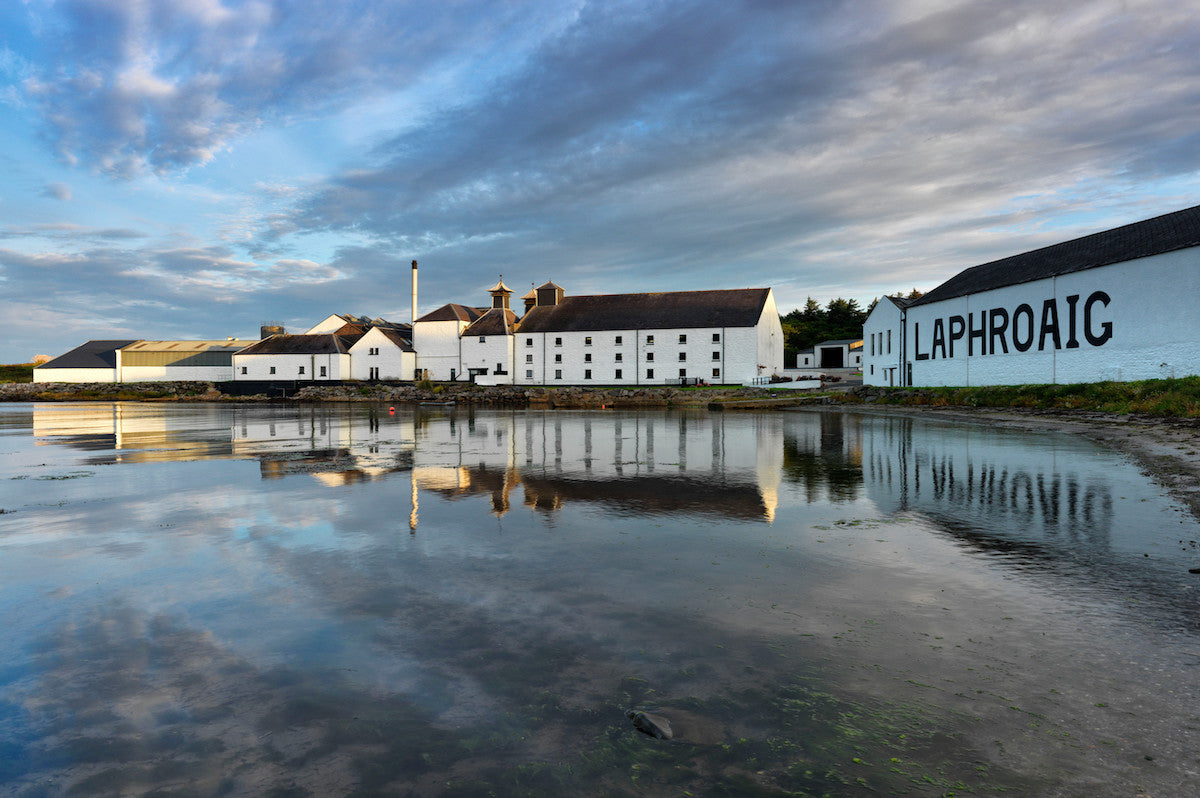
left=968, top=311, right=986, bottom=356
left=932, top=318, right=947, bottom=360
left=989, top=307, right=1009, bottom=355
left=1084, top=290, right=1113, bottom=346
left=914, top=322, right=929, bottom=360
left=1038, top=299, right=1061, bottom=351
left=1065, top=294, right=1080, bottom=348
left=1012, top=304, right=1034, bottom=352
left=948, top=315, right=965, bottom=358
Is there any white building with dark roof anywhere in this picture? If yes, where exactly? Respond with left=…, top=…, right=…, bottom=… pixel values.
left=33, top=339, right=249, bottom=383
left=863, top=204, right=1200, bottom=387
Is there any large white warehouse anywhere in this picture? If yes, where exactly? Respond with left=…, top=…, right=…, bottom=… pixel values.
left=864, top=204, right=1200, bottom=387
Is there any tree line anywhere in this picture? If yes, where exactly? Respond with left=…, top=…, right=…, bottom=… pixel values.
left=780, top=290, right=922, bottom=360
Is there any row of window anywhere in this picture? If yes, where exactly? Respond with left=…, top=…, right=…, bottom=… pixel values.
left=240, top=365, right=328, bottom=376
left=524, top=368, right=721, bottom=381
left=524, top=333, right=721, bottom=347
left=524, top=351, right=722, bottom=364
left=869, top=330, right=892, bottom=356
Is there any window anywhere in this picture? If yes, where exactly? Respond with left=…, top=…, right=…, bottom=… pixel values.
left=615, top=335, right=623, bottom=345
left=678, top=334, right=687, bottom=343
left=678, top=368, right=687, bottom=378
left=478, top=336, right=485, bottom=343
left=584, top=353, right=592, bottom=363
left=299, top=366, right=305, bottom=374
left=555, top=353, right=562, bottom=363
left=712, top=351, right=720, bottom=360
left=369, top=347, right=379, bottom=355
left=320, top=366, right=326, bottom=377
left=615, top=369, right=622, bottom=379
left=615, top=352, right=622, bottom=362
left=584, top=369, right=592, bottom=380
left=646, top=335, right=655, bottom=345
left=555, top=369, right=562, bottom=380
left=555, top=337, right=562, bottom=346
left=647, top=368, right=654, bottom=379
left=646, top=352, right=654, bottom=362
left=240, top=366, right=247, bottom=375
left=526, top=338, right=533, bottom=347
left=585, top=336, right=592, bottom=346
left=269, top=366, right=276, bottom=375
left=887, top=330, right=891, bottom=353
left=712, top=368, right=720, bottom=378
left=526, top=369, right=533, bottom=379
left=369, top=367, right=379, bottom=380
left=870, top=336, right=874, bottom=356
left=525, top=354, right=533, bottom=363
left=496, top=362, right=503, bottom=373
left=870, top=365, right=875, bottom=375
left=678, top=352, right=686, bottom=361
left=712, top=333, right=720, bottom=342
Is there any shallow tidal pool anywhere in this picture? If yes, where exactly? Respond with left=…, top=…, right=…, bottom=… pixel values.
left=1, top=402, right=1199, bottom=796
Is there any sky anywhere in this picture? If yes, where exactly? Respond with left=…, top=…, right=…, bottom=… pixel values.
left=3, top=0, right=1200, bottom=362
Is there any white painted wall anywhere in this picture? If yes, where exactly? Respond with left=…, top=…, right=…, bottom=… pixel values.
left=460, top=334, right=515, bottom=384
left=118, top=365, right=234, bottom=382
left=233, top=353, right=349, bottom=381
left=32, top=367, right=117, bottom=383
left=865, top=244, right=1200, bottom=387
left=863, top=299, right=905, bottom=387
left=413, top=320, right=465, bottom=380
left=349, top=328, right=414, bottom=381
left=512, top=326, right=755, bottom=386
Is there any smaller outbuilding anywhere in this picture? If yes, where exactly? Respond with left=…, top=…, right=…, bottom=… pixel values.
left=33, top=340, right=139, bottom=383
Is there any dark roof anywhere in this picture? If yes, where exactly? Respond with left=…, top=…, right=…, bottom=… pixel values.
left=235, top=333, right=360, bottom=355
left=815, top=338, right=863, bottom=347
left=416, top=303, right=486, bottom=323
left=463, top=308, right=517, bottom=337
left=38, top=340, right=140, bottom=370
left=375, top=328, right=414, bottom=351
left=885, top=295, right=915, bottom=309
left=916, top=204, right=1200, bottom=305
left=516, top=288, right=771, bottom=333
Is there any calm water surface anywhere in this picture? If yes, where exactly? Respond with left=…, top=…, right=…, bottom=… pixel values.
left=1, top=402, right=1198, bottom=796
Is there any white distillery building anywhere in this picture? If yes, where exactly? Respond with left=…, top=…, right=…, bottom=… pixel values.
left=864, top=204, right=1200, bottom=387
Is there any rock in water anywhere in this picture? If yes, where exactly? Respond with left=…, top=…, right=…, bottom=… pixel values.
left=626, top=708, right=673, bottom=740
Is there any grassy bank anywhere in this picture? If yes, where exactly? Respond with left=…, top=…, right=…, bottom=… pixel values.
left=0, top=364, right=34, bottom=383
left=841, top=376, right=1200, bottom=417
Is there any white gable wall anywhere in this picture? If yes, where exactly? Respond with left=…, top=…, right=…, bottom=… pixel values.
left=863, top=300, right=904, bottom=386
left=349, top=328, right=414, bottom=381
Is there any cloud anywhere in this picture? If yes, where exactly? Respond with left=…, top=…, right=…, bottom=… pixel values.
left=17, top=0, right=570, bottom=177
left=41, top=182, right=71, bottom=200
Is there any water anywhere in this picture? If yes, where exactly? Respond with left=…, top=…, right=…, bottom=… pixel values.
left=1, top=402, right=1198, bottom=796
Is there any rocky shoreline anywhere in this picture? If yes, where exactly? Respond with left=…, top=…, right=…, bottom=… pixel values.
left=0, top=380, right=791, bottom=408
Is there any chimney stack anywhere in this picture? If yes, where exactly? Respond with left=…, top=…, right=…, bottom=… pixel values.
left=411, top=260, right=418, bottom=327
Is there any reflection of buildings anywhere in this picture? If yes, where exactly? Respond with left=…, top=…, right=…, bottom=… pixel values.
left=858, top=412, right=1116, bottom=546
left=32, top=404, right=789, bottom=525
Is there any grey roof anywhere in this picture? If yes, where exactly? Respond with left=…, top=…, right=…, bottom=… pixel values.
left=815, top=338, right=863, bottom=347
left=235, top=333, right=360, bottom=355
left=916, top=203, right=1200, bottom=305
left=375, top=328, right=414, bottom=351
left=463, top=308, right=517, bottom=337
left=37, top=340, right=139, bottom=370
left=516, top=288, right=771, bottom=333
left=416, top=303, right=487, bottom=323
